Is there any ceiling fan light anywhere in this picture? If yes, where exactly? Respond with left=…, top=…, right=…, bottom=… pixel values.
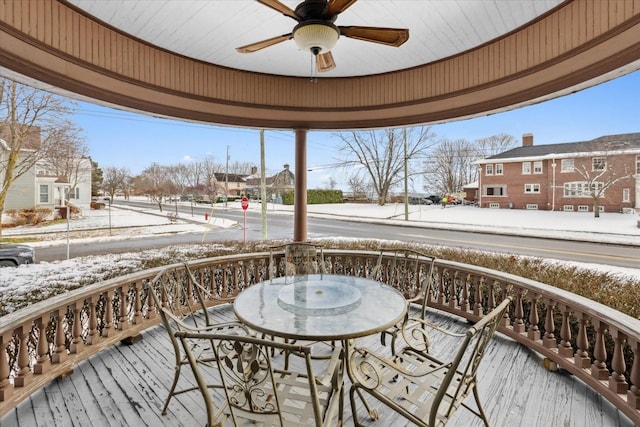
left=293, top=22, right=339, bottom=54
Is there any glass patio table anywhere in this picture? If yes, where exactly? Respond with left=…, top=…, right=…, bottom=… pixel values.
left=233, top=274, right=407, bottom=342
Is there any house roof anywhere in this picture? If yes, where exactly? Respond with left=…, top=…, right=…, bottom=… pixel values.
left=246, top=169, right=295, bottom=188
left=213, top=173, right=246, bottom=183
left=485, top=132, right=640, bottom=162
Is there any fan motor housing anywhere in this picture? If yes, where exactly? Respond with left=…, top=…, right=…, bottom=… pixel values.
left=295, top=0, right=334, bottom=21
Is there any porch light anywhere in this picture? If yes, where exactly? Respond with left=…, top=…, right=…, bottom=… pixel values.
left=293, top=21, right=339, bottom=56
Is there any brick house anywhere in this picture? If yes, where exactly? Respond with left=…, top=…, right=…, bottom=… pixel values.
left=474, top=133, right=640, bottom=212
left=244, top=164, right=295, bottom=200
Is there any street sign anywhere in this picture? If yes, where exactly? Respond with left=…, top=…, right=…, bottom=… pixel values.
left=241, top=196, right=249, bottom=211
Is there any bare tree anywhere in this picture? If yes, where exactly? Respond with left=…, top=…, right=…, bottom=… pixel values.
left=570, top=145, right=633, bottom=217
left=424, top=134, right=518, bottom=196
left=136, top=163, right=175, bottom=211
left=228, top=161, right=256, bottom=175
left=326, top=176, right=337, bottom=190
left=336, top=126, right=436, bottom=205
left=346, top=173, right=368, bottom=199
left=0, top=79, right=76, bottom=236
left=102, top=166, right=131, bottom=201
left=199, top=156, right=220, bottom=202
left=43, top=120, right=90, bottom=198
left=424, top=138, right=478, bottom=195
left=475, top=133, right=518, bottom=157
left=166, top=164, right=191, bottom=199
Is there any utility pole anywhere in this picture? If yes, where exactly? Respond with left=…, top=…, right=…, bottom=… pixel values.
left=404, top=127, right=409, bottom=221
left=260, top=130, right=268, bottom=240
left=225, top=145, right=229, bottom=208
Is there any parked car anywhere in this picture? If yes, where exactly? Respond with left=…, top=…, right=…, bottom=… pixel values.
left=0, top=244, right=35, bottom=267
left=426, top=195, right=442, bottom=205
left=408, top=196, right=433, bottom=205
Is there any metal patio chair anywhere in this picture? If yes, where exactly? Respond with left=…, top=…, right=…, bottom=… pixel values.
left=175, top=331, right=344, bottom=427
left=269, top=242, right=325, bottom=281
left=147, top=263, right=251, bottom=417
left=349, top=297, right=512, bottom=427
left=372, top=248, right=436, bottom=355
left=267, top=242, right=331, bottom=366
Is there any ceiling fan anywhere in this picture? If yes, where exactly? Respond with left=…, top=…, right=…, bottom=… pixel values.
left=236, top=0, right=409, bottom=72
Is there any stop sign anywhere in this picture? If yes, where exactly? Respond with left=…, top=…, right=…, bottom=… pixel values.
left=241, top=196, right=249, bottom=211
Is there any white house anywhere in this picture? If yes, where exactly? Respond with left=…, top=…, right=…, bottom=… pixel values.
left=0, top=135, right=93, bottom=212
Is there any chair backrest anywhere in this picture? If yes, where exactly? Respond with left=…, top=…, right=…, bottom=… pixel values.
left=430, top=297, right=512, bottom=425
left=374, top=248, right=435, bottom=319
left=146, top=263, right=217, bottom=362
left=178, top=332, right=328, bottom=427
left=269, top=242, right=325, bottom=281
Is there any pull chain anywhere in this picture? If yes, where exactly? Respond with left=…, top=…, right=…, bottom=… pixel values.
left=310, top=54, right=317, bottom=83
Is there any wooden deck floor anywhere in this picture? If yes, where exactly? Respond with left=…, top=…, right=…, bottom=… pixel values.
left=2, top=304, right=634, bottom=427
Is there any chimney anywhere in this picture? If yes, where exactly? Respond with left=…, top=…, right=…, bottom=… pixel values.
left=251, top=166, right=257, bottom=174
left=522, top=133, right=533, bottom=147
left=283, top=164, right=289, bottom=170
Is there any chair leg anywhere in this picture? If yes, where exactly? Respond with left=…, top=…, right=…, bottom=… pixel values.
left=472, top=385, right=490, bottom=427
left=390, top=332, right=399, bottom=357
left=161, top=365, right=182, bottom=415
left=338, top=382, right=345, bottom=427
left=349, top=386, right=364, bottom=427
left=350, top=385, right=379, bottom=425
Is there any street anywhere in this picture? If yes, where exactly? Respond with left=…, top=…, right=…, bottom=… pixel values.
left=33, top=199, right=640, bottom=270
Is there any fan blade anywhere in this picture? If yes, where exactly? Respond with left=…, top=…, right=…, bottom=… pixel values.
left=257, top=0, right=299, bottom=20
left=236, top=34, right=293, bottom=53
left=339, top=26, right=409, bottom=47
left=316, top=51, right=336, bottom=72
left=327, top=0, right=358, bottom=16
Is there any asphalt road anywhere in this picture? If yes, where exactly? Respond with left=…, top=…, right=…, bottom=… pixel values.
left=35, top=200, right=640, bottom=270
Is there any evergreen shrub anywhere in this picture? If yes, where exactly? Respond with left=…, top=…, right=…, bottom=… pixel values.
left=282, top=189, right=343, bottom=205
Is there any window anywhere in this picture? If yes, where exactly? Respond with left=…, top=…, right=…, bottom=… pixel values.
left=533, top=161, right=543, bottom=174
left=592, top=157, right=606, bottom=171
left=564, top=181, right=603, bottom=197
left=623, top=188, right=630, bottom=202
left=489, top=203, right=500, bottom=208
left=525, top=204, right=538, bottom=210
left=578, top=205, right=589, bottom=212
left=495, top=164, right=503, bottom=175
left=522, top=162, right=531, bottom=174
left=636, top=155, right=640, bottom=174
left=39, top=184, right=49, bottom=203
left=485, top=164, right=494, bottom=175
left=524, top=183, right=540, bottom=194
left=561, top=159, right=574, bottom=172
left=484, top=185, right=507, bottom=196
left=36, top=167, right=54, bottom=176
left=563, top=205, right=574, bottom=211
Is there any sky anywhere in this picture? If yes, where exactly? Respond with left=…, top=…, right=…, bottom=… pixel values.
left=2, top=199, right=639, bottom=314
left=72, top=69, right=640, bottom=191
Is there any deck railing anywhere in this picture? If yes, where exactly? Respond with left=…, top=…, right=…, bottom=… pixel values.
left=0, top=249, right=638, bottom=424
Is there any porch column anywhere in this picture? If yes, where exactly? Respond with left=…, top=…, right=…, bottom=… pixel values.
left=294, top=129, right=307, bottom=242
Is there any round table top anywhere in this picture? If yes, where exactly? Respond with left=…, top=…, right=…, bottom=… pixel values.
left=233, top=274, right=407, bottom=341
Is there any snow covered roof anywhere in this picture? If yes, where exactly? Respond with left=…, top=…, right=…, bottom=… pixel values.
left=484, top=132, right=640, bottom=162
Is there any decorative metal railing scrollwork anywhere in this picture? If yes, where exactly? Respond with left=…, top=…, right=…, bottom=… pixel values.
left=0, top=249, right=638, bottom=424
